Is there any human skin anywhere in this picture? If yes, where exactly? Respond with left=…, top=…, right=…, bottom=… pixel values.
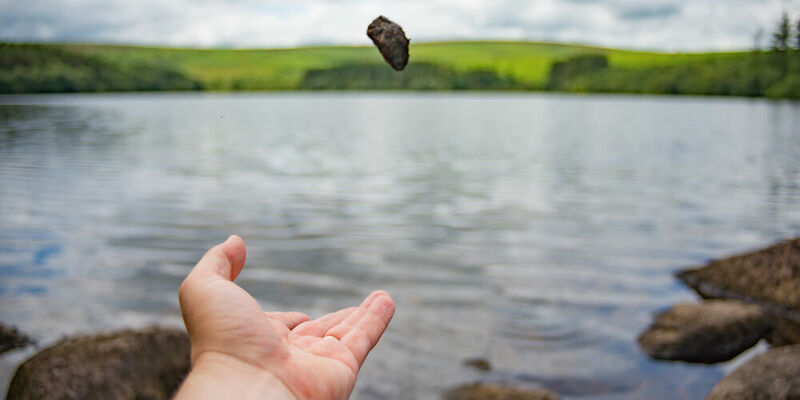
left=174, top=235, right=396, bottom=400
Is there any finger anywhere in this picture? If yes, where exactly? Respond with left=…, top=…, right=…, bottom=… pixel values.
left=341, top=292, right=395, bottom=366
left=265, top=311, right=311, bottom=330
left=191, top=235, right=247, bottom=282
left=325, top=290, right=390, bottom=340
left=292, top=307, right=357, bottom=337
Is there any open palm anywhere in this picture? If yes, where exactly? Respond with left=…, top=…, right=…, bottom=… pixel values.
left=178, top=235, right=395, bottom=400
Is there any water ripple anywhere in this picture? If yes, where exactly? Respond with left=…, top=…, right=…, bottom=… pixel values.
left=1, top=93, right=799, bottom=399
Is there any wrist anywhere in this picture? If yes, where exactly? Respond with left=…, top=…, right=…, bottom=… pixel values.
left=175, top=351, right=297, bottom=400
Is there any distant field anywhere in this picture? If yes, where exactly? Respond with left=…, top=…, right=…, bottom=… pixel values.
left=58, top=41, right=748, bottom=90
left=1, top=41, right=796, bottom=98
left=64, top=44, right=379, bottom=90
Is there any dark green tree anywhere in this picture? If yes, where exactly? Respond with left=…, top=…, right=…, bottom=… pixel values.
left=771, top=11, right=791, bottom=51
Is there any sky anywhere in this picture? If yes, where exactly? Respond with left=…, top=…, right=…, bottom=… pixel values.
left=1, top=0, right=799, bottom=51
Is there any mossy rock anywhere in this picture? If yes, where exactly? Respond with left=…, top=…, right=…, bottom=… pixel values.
left=638, top=300, right=770, bottom=363
left=706, top=345, right=800, bottom=399
left=0, top=322, right=33, bottom=355
left=677, top=237, right=800, bottom=314
left=7, top=327, right=190, bottom=400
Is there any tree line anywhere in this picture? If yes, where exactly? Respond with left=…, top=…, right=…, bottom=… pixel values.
left=0, top=43, right=201, bottom=93
left=768, top=11, right=800, bottom=51
left=545, top=11, right=800, bottom=99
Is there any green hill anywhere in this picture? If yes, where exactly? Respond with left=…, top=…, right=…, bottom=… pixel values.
left=1, top=41, right=798, bottom=98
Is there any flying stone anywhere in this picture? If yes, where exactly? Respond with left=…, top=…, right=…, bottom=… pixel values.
left=367, top=16, right=409, bottom=71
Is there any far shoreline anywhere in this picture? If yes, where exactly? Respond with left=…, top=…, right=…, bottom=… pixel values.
left=2, top=41, right=798, bottom=99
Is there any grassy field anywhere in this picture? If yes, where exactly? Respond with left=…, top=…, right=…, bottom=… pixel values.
left=1, top=41, right=797, bottom=97
left=58, top=41, right=748, bottom=90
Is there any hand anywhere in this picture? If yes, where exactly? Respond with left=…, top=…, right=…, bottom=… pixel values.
left=175, top=235, right=395, bottom=400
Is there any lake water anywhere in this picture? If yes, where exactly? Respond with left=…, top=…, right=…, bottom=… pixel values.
left=0, top=93, right=799, bottom=399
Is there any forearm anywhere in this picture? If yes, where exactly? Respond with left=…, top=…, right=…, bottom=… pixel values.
left=174, top=352, right=297, bottom=400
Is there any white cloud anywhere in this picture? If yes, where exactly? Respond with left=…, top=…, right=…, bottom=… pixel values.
left=0, top=0, right=798, bottom=50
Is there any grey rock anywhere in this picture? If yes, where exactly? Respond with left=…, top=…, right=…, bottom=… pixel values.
left=6, top=327, right=190, bottom=400
left=637, top=300, right=770, bottom=363
left=464, top=357, right=492, bottom=371
left=677, top=237, right=800, bottom=314
left=767, top=316, right=800, bottom=346
left=706, top=344, right=800, bottom=399
left=0, top=322, right=33, bottom=355
left=367, top=15, right=410, bottom=71
left=443, top=383, right=560, bottom=400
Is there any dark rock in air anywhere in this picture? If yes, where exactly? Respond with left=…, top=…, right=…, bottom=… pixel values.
left=0, top=322, right=34, bottom=355
left=706, top=344, right=800, bottom=399
left=6, top=327, right=190, bottom=400
left=464, top=357, right=492, bottom=371
left=767, top=316, right=800, bottom=346
left=637, top=300, right=770, bottom=363
left=443, top=383, right=560, bottom=400
left=367, top=15, right=410, bottom=71
left=677, top=237, right=800, bottom=315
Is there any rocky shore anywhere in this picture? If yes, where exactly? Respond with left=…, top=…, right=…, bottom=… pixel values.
left=2, top=238, right=798, bottom=399
left=638, top=237, right=800, bottom=399
left=637, top=300, right=771, bottom=363
left=0, top=324, right=33, bottom=356
left=5, top=328, right=189, bottom=400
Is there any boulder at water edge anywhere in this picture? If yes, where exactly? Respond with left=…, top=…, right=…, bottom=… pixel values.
left=677, top=237, right=800, bottom=313
left=637, top=300, right=770, bottom=363
left=6, top=327, right=190, bottom=400
left=0, top=322, right=33, bottom=355
left=706, top=344, right=800, bottom=399
left=768, top=316, right=800, bottom=346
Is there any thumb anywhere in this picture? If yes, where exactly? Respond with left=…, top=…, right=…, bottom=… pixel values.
left=179, top=235, right=247, bottom=361
left=179, top=235, right=247, bottom=314
left=191, top=235, right=247, bottom=282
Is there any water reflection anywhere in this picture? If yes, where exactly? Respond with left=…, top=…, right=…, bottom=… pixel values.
left=0, top=93, right=798, bottom=399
